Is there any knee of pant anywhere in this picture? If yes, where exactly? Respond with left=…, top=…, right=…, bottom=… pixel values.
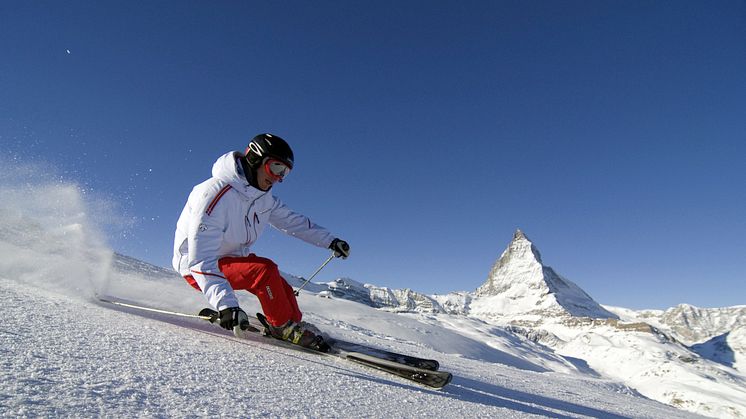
left=252, top=256, right=279, bottom=274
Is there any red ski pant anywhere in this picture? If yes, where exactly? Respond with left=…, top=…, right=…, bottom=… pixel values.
left=184, top=255, right=302, bottom=327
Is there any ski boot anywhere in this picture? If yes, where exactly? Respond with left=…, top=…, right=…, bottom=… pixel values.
left=257, top=313, right=331, bottom=353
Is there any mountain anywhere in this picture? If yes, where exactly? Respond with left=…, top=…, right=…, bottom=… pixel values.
left=606, top=303, right=746, bottom=374
left=644, top=304, right=746, bottom=346
left=323, top=230, right=618, bottom=321
left=470, top=229, right=618, bottom=321
left=317, top=277, right=447, bottom=313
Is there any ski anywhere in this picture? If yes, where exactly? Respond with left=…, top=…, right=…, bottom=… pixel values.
left=255, top=327, right=453, bottom=389
left=250, top=311, right=440, bottom=371
left=97, top=297, right=452, bottom=389
left=250, top=311, right=452, bottom=389
left=342, top=352, right=452, bottom=389
left=238, top=327, right=452, bottom=389
left=328, top=338, right=440, bottom=371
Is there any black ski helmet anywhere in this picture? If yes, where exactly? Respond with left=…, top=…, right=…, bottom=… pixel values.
left=244, top=133, right=294, bottom=170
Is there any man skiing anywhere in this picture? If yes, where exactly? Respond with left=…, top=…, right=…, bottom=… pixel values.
left=172, top=133, right=350, bottom=351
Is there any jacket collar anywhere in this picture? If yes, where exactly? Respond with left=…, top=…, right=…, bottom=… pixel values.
left=211, top=151, right=270, bottom=200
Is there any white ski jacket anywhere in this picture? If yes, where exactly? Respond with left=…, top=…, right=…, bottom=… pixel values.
left=172, top=152, right=335, bottom=310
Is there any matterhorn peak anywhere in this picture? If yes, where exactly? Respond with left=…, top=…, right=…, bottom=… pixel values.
left=508, top=229, right=543, bottom=264
left=472, top=229, right=617, bottom=320
left=475, top=229, right=543, bottom=297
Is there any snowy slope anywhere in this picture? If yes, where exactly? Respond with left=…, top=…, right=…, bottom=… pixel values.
left=3, top=276, right=695, bottom=419
left=690, top=326, right=746, bottom=374
left=0, top=168, right=739, bottom=418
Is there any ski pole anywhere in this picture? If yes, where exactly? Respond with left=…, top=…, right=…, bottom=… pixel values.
left=294, top=252, right=335, bottom=296
left=97, top=296, right=213, bottom=320
left=98, top=296, right=257, bottom=332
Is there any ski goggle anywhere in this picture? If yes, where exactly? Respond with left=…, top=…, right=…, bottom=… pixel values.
left=263, top=158, right=291, bottom=181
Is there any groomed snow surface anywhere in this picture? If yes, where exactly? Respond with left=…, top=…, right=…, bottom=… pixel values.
left=0, top=167, right=707, bottom=418
left=2, top=277, right=700, bottom=419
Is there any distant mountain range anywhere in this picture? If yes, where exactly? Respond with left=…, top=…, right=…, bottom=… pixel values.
left=313, top=230, right=745, bottom=357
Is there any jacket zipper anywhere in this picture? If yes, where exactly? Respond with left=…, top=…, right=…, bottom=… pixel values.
left=244, top=192, right=267, bottom=244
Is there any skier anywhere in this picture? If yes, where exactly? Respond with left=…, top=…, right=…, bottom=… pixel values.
left=172, top=133, right=350, bottom=351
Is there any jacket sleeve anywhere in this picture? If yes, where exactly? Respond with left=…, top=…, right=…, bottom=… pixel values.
left=186, top=187, right=240, bottom=311
left=269, top=198, right=335, bottom=249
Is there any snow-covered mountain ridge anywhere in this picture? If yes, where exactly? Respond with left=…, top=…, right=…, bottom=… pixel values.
left=607, top=303, right=746, bottom=346
left=324, top=231, right=743, bottom=341
left=606, top=303, right=746, bottom=374
left=323, top=231, right=744, bottom=349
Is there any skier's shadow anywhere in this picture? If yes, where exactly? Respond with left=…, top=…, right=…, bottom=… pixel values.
left=436, top=375, right=631, bottom=419
left=313, top=369, right=630, bottom=419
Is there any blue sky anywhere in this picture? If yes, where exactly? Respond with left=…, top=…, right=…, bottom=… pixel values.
left=2, top=1, right=744, bottom=309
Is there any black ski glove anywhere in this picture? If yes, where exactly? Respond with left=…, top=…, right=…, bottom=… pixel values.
left=218, top=307, right=250, bottom=331
left=329, top=238, right=350, bottom=259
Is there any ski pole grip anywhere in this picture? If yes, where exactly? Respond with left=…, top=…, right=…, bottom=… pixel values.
left=335, top=244, right=349, bottom=258
left=198, top=308, right=219, bottom=323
